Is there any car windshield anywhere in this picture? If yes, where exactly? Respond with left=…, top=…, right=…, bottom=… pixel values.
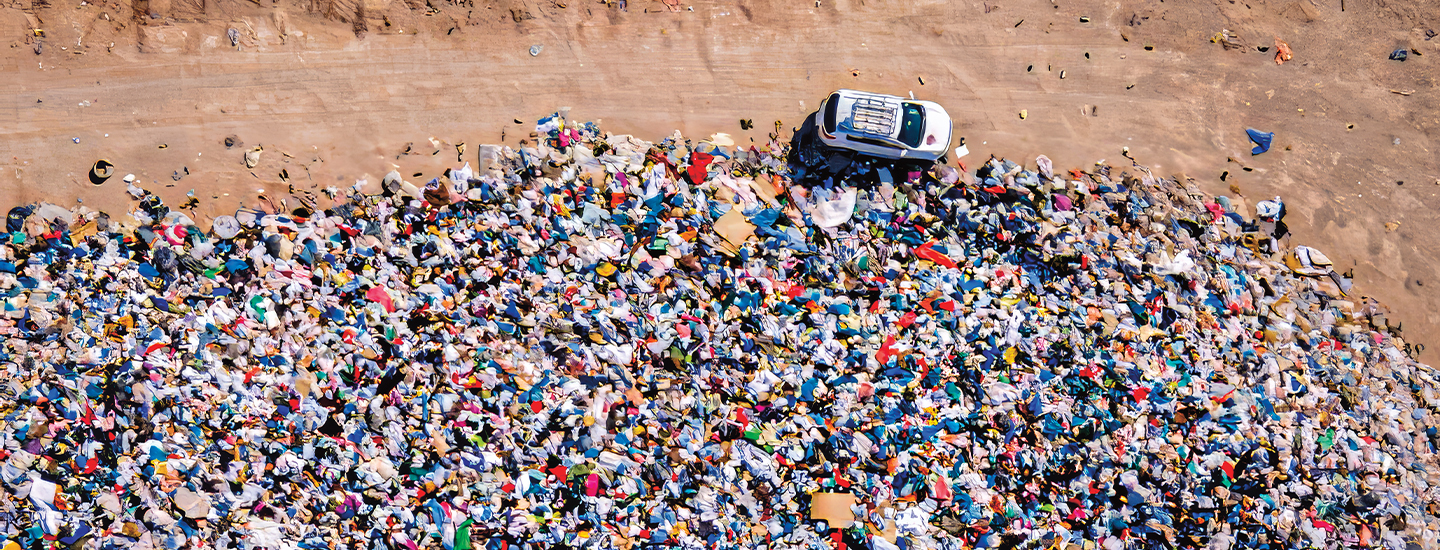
left=898, top=103, right=925, bottom=147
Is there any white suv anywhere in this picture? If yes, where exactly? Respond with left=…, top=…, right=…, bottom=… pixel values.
left=812, top=89, right=953, bottom=162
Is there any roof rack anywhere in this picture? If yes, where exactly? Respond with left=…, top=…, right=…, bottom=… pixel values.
left=848, top=95, right=898, bottom=138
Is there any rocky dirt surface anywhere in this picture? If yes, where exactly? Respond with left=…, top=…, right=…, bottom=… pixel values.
left=1, top=0, right=1438, bottom=359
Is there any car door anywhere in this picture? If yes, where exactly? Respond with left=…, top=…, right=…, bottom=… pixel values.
left=844, top=134, right=906, bottom=159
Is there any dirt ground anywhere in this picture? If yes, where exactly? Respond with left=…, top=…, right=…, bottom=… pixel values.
left=1, top=0, right=1438, bottom=359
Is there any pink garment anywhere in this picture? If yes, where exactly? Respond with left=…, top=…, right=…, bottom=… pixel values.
left=1053, top=194, right=1073, bottom=212
left=1206, top=202, right=1224, bottom=221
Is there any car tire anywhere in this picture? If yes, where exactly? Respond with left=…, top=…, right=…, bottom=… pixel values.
left=798, top=133, right=828, bottom=167
left=793, top=118, right=830, bottom=168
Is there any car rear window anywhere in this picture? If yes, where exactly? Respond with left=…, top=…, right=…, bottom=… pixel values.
left=823, top=93, right=840, bottom=135
left=898, top=103, right=925, bottom=147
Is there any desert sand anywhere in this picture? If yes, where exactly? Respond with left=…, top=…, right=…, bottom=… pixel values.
left=1, top=0, right=1437, bottom=358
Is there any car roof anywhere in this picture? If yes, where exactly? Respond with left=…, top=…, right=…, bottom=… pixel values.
left=830, top=90, right=905, bottom=141
left=829, top=90, right=946, bottom=144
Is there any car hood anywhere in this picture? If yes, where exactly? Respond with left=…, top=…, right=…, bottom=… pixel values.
left=915, top=101, right=953, bottom=153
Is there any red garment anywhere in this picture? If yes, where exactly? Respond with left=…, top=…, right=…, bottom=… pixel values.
left=898, top=311, right=918, bottom=328
left=914, top=242, right=958, bottom=269
left=647, top=149, right=681, bottom=181
left=686, top=152, right=715, bottom=184
left=876, top=334, right=897, bottom=365
left=366, top=286, right=395, bottom=313
left=1131, top=387, right=1150, bottom=402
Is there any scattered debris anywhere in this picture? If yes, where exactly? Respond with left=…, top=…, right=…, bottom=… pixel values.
left=1247, top=128, right=1274, bottom=155
left=1212, top=29, right=1244, bottom=50
left=89, top=159, right=114, bottom=185
left=1274, top=37, right=1293, bottom=64
left=244, top=145, right=263, bottom=168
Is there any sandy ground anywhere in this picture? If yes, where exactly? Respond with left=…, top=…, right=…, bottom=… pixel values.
left=2, top=0, right=1438, bottom=359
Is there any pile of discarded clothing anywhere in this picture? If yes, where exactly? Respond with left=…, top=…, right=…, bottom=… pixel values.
left=0, top=114, right=1435, bottom=550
